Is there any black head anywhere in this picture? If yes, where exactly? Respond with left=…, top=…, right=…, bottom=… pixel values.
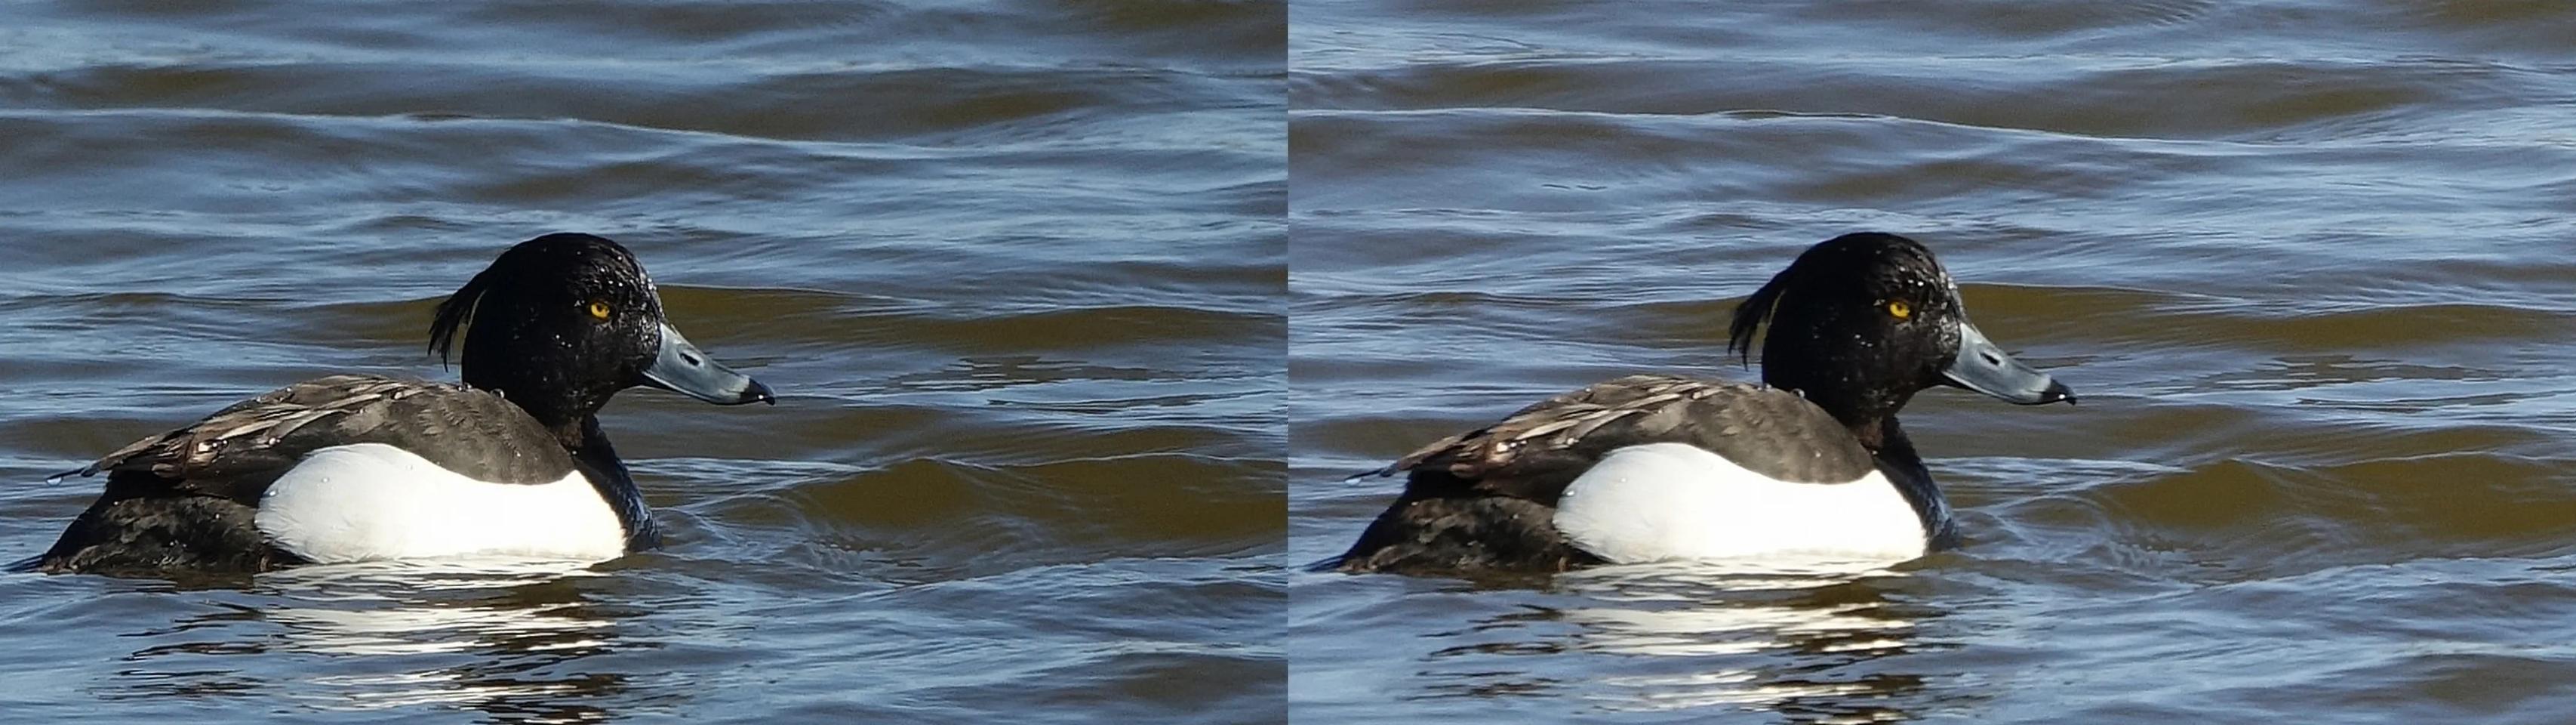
left=1726, top=233, right=2072, bottom=435
left=429, top=233, right=774, bottom=433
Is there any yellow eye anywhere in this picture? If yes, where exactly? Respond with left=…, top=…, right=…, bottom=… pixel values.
left=586, top=301, right=611, bottom=320
left=1886, top=300, right=1912, bottom=319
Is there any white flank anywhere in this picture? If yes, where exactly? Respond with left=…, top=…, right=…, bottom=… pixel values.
left=257, top=443, right=629, bottom=564
left=1554, top=443, right=1928, bottom=565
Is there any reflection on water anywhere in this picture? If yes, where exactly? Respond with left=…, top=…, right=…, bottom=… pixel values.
left=107, top=560, right=632, bottom=724
left=1550, top=563, right=1927, bottom=720
left=1328, top=561, right=1942, bottom=722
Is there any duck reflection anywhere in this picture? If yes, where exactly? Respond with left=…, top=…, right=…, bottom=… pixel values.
left=109, top=559, right=640, bottom=724
left=1427, top=560, right=1940, bottom=721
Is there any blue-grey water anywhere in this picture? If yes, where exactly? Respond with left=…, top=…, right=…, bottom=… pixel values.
left=14, top=0, right=2576, bottom=722
left=1291, top=1, right=2576, bottom=722
left=0, top=1, right=1284, bottom=723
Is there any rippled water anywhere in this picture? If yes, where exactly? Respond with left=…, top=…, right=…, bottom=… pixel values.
left=0, top=0, right=1283, bottom=722
left=16, top=0, right=2576, bottom=720
left=1292, top=1, right=2576, bottom=722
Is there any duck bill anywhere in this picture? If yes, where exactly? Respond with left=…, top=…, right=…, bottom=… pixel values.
left=1942, top=319, right=2074, bottom=405
left=642, top=322, right=775, bottom=406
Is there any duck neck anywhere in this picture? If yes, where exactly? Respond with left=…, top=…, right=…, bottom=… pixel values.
left=565, top=415, right=661, bottom=552
left=1854, top=416, right=1958, bottom=550
left=460, top=344, right=617, bottom=440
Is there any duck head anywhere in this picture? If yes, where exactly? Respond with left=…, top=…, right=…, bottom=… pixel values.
left=429, top=233, right=775, bottom=433
left=1726, top=232, right=2072, bottom=438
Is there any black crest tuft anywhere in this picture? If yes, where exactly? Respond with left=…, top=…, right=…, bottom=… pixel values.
left=428, top=233, right=637, bottom=367
left=429, top=264, right=494, bottom=367
left=1726, top=232, right=1933, bottom=368
left=1727, top=262, right=1793, bottom=368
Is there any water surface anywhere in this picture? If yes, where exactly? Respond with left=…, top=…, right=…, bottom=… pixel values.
left=1291, top=1, right=2576, bottom=721
left=0, top=0, right=1285, bottom=722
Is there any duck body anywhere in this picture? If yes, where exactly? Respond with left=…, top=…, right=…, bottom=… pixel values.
left=1333, top=233, right=2070, bottom=575
left=37, top=375, right=643, bottom=572
left=1337, top=375, right=1951, bottom=572
left=26, top=234, right=773, bottom=576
